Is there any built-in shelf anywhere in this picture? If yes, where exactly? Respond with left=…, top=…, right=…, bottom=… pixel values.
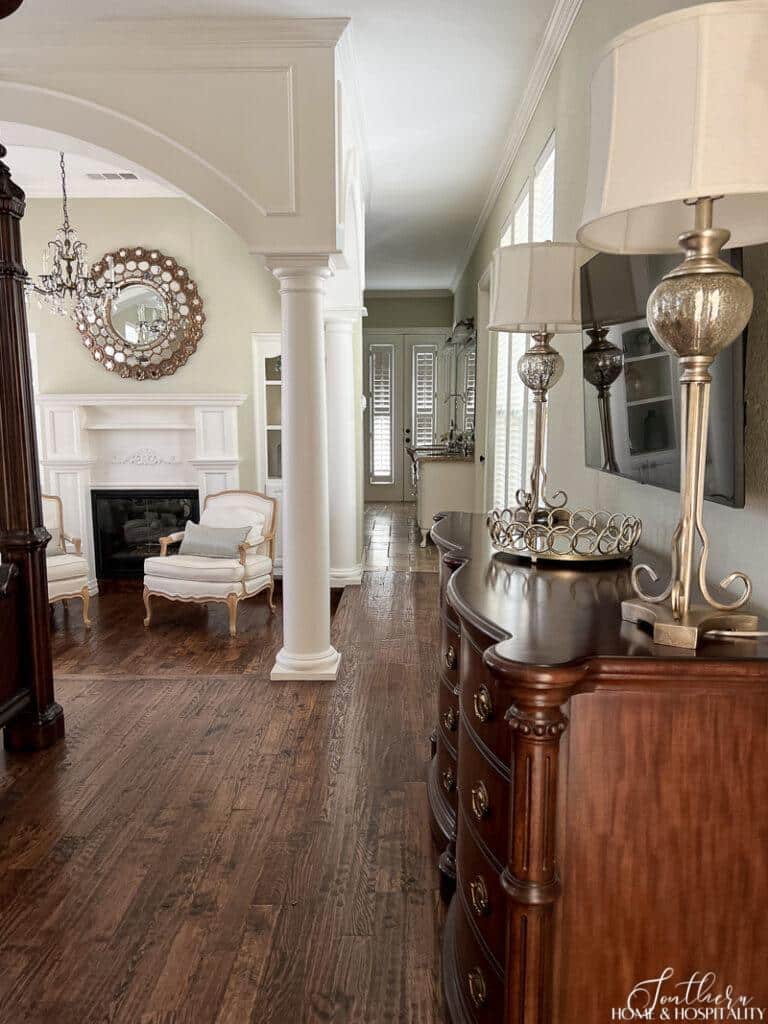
left=626, top=394, right=673, bottom=408
left=84, top=422, right=196, bottom=431
left=624, top=352, right=667, bottom=364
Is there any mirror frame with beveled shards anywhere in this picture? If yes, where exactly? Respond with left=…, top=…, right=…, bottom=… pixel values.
left=75, top=246, right=205, bottom=380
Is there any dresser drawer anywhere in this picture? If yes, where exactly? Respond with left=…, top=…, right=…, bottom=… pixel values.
left=457, top=725, right=509, bottom=865
left=460, top=630, right=511, bottom=765
left=440, top=616, right=460, bottom=688
left=453, top=893, right=505, bottom=1023
left=436, top=733, right=458, bottom=814
left=456, top=807, right=505, bottom=969
left=439, top=677, right=459, bottom=753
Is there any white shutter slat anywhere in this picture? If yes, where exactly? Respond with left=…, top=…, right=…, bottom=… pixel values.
left=413, top=347, right=437, bottom=447
left=369, top=345, right=394, bottom=482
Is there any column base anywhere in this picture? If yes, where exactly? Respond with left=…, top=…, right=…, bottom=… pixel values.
left=329, top=563, right=363, bottom=588
left=270, top=646, right=341, bottom=681
left=4, top=701, right=65, bottom=752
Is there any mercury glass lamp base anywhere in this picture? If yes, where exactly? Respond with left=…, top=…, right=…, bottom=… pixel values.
left=621, top=599, right=758, bottom=649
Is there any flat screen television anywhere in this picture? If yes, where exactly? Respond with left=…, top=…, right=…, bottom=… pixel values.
left=580, top=249, right=747, bottom=508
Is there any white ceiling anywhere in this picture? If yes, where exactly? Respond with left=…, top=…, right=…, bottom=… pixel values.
left=0, top=124, right=180, bottom=200
left=5, top=0, right=560, bottom=290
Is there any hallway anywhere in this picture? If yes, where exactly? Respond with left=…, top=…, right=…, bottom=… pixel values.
left=0, top=523, right=444, bottom=1023
left=364, top=503, right=438, bottom=574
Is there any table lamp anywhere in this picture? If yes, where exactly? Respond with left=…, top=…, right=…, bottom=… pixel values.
left=581, top=256, right=644, bottom=472
left=487, top=241, right=642, bottom=563
left=577, top=0, right=768, bottom=647
left=489, top=242, right=585, bottom=516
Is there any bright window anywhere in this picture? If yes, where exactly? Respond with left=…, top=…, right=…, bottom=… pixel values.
left=413, top=346, right=437, bottom=447
left=369, top=344, right=394, bottom=483
left=533, top=133, right=556, bottom=243
left=491, top=134, right=556, bottom=508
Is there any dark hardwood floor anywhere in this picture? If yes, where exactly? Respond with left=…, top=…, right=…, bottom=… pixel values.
left=0, top=504, right=444, bottom=1023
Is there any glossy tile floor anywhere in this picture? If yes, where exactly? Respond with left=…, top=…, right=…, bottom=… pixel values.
left=364, top=502, right=438, bottom=573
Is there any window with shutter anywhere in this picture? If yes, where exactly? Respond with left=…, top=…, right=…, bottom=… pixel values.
left=489, top=134, right=556, bottom=507
left=532, top=133, right=556, bottom=243
left=413, top=346, right=437, bottom=447
left=369, top=344, right=394, bottom=483
left=463, top=347, right=476, bottom=434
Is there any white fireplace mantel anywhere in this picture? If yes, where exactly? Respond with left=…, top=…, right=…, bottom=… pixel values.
left=36, top=393, right=247, bottom=589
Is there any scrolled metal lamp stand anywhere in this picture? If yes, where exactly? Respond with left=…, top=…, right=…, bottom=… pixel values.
left=516, top=331, right=568, bottom=517
left=622, top=197, right=761, bottom=648
left=583, top=325, right=623, bottom=474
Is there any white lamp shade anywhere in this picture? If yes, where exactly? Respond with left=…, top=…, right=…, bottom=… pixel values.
left=578, top=1, right=768, bottom=254
left=488, top=242, right=586, bottom=334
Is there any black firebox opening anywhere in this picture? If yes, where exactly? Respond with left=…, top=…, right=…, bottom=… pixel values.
left=91, top=489, right=199, bottom=580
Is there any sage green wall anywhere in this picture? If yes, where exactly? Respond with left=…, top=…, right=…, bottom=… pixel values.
left=22, top=196, right=282, bottom=490
left=454, top=0, right=768, bottom=611
left=364, top=292, right=453, bottom=330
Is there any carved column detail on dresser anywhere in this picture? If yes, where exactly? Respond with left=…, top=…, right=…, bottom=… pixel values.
left=503, top=701, right=568, bottom=1024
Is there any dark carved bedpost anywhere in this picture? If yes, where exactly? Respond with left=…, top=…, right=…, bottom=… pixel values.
left=502, top=698, right=568, bottom=1023
left=0, top=142, right=64, bottom=750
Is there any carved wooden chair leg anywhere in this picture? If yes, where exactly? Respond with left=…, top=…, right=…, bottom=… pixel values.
left=81, top=585, right=92, bottom=628
left=268, top=580, right=276, bottom=613
left=227, top=594, right=238, bottom=637
left=143, top=587, right=153, bottom=628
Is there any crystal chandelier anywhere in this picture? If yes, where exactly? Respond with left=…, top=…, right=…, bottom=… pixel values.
left=25, top=151, right=117, bottom=321
left=136, top=304, right=169, bottom=346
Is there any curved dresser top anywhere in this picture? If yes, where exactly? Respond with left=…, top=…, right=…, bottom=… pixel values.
left=430, top=511, right=768, bottom=682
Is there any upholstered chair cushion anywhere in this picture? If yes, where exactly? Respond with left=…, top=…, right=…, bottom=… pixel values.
left=200, top=503, right=266, bottom=545
left=144, top=554, right=246, bottom=583
left=179, top=522, right=250, bottom=559
left=46, top=553, right=89, bottom=582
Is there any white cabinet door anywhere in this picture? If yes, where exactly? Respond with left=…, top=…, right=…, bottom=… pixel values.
left=253, top=333, right=283, bottom=575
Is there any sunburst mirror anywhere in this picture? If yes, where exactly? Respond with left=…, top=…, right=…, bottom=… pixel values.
left=76, top=246, right=205, bottom=380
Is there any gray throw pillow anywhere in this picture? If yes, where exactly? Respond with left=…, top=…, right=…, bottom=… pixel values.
left=178, top=521, right=250, bottom=559
left=46, top=527, right=63, bottom=558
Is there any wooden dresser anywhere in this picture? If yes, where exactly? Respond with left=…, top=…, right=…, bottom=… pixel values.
left=0, top=564, right=29, bottom=728
left=429, top=511, right=768, bottom=1024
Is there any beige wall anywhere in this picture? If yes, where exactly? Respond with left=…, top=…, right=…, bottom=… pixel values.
left=455, top=0, right=768, bottom=612
left=22, top=196, right=282, bottom=490
left=364, top=292, right=453, bottom=330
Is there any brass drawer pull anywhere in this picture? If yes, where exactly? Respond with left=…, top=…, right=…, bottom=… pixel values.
left=473, top=685, right=493, bottom=723
left=468, top=966, right=487, bottom=1008
left=441, top=768, right=455, bottom=793
left=471, top=780, right=490, bottom=820
left=469, top=875, right=490, bottom=917
left=442, top=706, right=458, bottom=732
left=445, top=644, right=457, bottom=670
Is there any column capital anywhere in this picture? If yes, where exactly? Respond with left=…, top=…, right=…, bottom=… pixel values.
left=324, top=304, right=367, bottom=325
left=264, top=253, right=335, bottom=283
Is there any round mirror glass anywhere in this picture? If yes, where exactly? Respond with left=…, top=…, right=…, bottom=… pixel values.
left=109, top=284, right=169, bottom=349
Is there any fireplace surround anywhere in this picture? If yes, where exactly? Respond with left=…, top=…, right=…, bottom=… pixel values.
left=91, top=489, right=199, bottom=580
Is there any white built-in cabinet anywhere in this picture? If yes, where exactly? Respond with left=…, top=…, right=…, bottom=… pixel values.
left=252, top=333, right=284, bottom=575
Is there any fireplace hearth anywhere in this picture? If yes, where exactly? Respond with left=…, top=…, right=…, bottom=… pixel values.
left=91, top=489, right=199, bottom=580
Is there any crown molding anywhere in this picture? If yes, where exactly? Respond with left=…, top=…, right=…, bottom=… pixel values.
left=0, top=17, right=350, bottom=69
left=364, top=289, right=453, bottom=300
left=450, top=0, right=583, bottom=292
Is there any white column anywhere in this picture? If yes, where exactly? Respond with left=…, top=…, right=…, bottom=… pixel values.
left=325, top=307, right=365, bottom=587
left=266, top=255, right=340, bottom=681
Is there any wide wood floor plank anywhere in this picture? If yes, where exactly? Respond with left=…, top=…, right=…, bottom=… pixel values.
left=0, top=503, right=444, bottom=1023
